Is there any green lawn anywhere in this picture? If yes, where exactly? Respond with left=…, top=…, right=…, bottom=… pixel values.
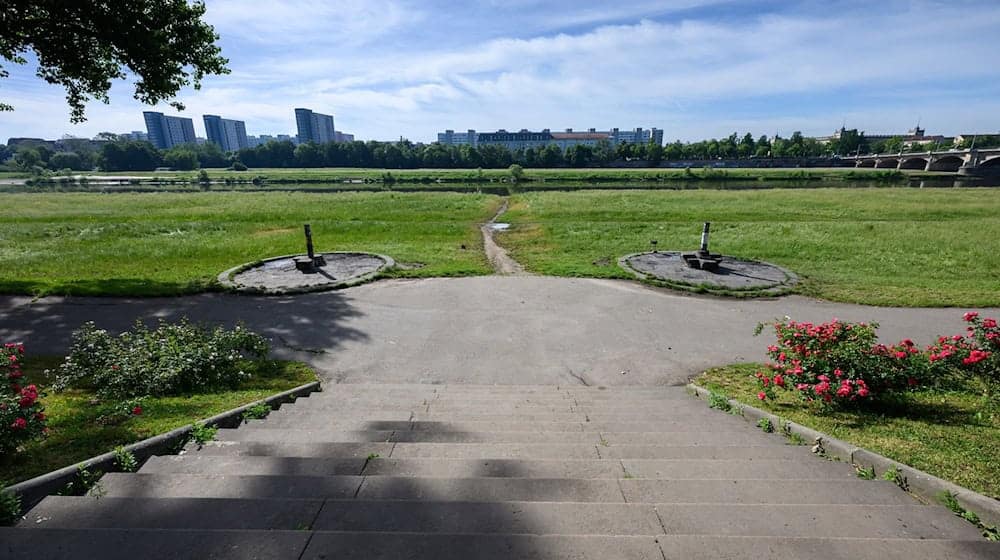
left=1, top=357, right=318, bottom=485
left=696, top=364, right=999, bottom=499
left=500, top=188, right=1000, bottom=306
left=0, top=191, right=500, bottom=296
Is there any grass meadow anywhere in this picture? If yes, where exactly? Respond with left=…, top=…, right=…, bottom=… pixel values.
left=0, top=187, right=998, bottom=305
left=0, top=191, right=500, bottom=296
left=500, top=188, right=1000, bottom=307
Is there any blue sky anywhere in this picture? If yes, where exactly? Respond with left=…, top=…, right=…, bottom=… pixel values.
left=2, top=0, right=999, bottom=142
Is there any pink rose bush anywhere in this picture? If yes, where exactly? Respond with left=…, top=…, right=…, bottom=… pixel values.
left=754, top=313, right=998, bottom=407
left=1, top=343, right=47, bottom=455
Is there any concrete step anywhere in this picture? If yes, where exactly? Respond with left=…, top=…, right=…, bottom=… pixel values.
left=140, top=455, right=367, bottom=476
left=302, top=532, right=666, bottom=559
left=240, top=418, right=718, bottom=432
left=312, top=500, right=664, bottom=535
left=0, top=527, right=311, bottom=559
left=619, top=479, right=915, bottom=505
left=652, top=503, right=984, bottom=540
left=141, top=455, right=626, bottom=478
left=194, top=440, right=810, bottom=460
left=20, top=496, right=322, bottom=531
left=215, top=428, right=777, bottom=446
left=654, top=535, right=1000, bottom=560
left=194, top=440, right=395, bottom=458
left=142, top=455, right=851, bottom=480
left=267, top=409, right=739, bottom=424
left=98, top=473, right=914, bottom=505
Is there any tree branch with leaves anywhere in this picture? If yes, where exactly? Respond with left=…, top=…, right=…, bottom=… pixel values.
left=0, top=0, right=229, bottom=122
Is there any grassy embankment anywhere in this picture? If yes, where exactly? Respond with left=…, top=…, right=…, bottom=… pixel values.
left=23, top=166, right=921, bottom=186
left=696, top=364, right=999, bottom=499
left=500, top=188, right=1000, bottom=307
left=0, top=191, right=500, bottom=296
left=1, top=357, right=317, bottom=484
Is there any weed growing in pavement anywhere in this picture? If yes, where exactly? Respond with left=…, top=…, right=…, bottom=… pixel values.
left=242, top=402, right=271, bottom=421
left=190, top=422, right=218, bottom=446
left=939, top=491, right=1000, bottom=541
left=757, top=418, right=774, bottom=433
left=855, top=465, right=876, bottom=480
left=58, top=465, right=105, bottom=497
left=707, top=392, right=731, bottom=412
left=113, top=446, right=139, bottom=473
left=882, top=465, right=909, bottom=491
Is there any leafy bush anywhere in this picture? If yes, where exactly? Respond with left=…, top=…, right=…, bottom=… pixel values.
left=1, top=343, right=47, bottom=455
left=754, top=314, right=998, bottom=407
left=55, top=319, right=268, bottom=400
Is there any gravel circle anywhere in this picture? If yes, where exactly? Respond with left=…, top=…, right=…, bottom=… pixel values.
left=218, top=252, right=395, bottom=295
left=620, top=251, right=798, bottom=294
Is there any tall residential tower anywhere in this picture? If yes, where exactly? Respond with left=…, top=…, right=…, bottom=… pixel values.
left=142, top=112, right=196, bottom=149
left=203, top=115, right=249, bottom=152
left=294, top=108, right=336, bottom=144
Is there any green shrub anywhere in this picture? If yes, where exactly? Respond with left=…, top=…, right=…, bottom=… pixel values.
left=0, top=343, right=47, bottom=455
left=55, top=319, right=268, bottom=400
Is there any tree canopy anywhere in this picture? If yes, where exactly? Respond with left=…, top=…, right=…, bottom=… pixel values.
left=0, top=0, right=229, bottom=122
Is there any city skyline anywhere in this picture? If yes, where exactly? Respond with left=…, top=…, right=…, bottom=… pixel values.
left=1, top=1, right=999, bottom=143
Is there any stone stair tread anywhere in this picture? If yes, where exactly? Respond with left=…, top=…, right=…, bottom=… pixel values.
left=19, top=496, right=322, bottom=530
left=0, top=527, right=310, bottom=560
left=312, top=500, right=664, bottom=535
left=301, top=532, right=665, bottom=559
left=651, top=503, right=984, bottom=540
left=214, top=428, right=780, bottom=446
left=619, top=479, right=915, bottom=505
left=241, top=419, right=722, bottom=432
left=96, top=473, right=917, bottom=505
left=654, top=535, right=1000, bottom=560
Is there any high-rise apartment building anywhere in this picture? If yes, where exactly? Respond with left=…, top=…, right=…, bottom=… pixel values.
left=294, top=108, right=336, bottom=144
left=203, top=115, right=249, bottom=152
left=142, top=112, right=196, bottom=149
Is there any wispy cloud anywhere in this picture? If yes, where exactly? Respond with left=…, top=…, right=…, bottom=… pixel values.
left=2, top=0, right=999, bottom=142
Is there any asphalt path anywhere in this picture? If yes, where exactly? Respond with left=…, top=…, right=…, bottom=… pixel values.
left=0, top=277, right=993, bottom=387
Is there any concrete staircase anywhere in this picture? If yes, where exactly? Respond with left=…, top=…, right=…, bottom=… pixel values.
left=4, top=384, right=997, bottom=559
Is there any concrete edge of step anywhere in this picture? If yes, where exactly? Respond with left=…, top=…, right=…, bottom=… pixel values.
left=686, top=382, right=1000, bottom=529
left=3, top=380, right=322, bottom=513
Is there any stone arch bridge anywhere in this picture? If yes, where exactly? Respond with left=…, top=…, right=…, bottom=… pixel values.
left=843, top=148, right=1000, bottom=175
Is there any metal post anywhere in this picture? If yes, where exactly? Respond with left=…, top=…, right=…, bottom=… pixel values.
left=304, top=224, right=315, bottom=260
left=699, top=222, right=710, bottom=253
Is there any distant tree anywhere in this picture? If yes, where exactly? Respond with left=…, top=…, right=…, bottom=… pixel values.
left=539, top=144, right=563, bottom=167
left=881, top=136, right=904, bottom=154
left=645, top=141, right=663, bottom=166
left=0, top=144, right=10, bottom=162
left=1, top=1, right=229, bottom=122
left=508, top=163, right=524, bottom=182
left=12, top=146, right=40, bottom=169
left=95, top=132, right=121, bottom=142
left=48, top=151, right=85, bottom=171
left=100, top=140, right=161, bottom=171
left=163, top=147, right=198, bottom=170
left=294, top=143, right=323, bottom=167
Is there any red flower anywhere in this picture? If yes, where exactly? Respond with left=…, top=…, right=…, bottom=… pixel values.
left=34, top=412, right=45, bottom=421
left=11, top=417, right=26, bottom=430
left=132, top=406, right=143, bottom=416
left=894, top=351, right=907, bottom=359
left=757, top=391, right=766, bottom=400
left=773, top=375, right=785, bottom=387
left=983, top=318, right=998, bottom=329
left=964, top=311, right=979, bottom=322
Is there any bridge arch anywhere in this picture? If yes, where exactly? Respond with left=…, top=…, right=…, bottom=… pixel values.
left=979, top=155, right=1000, bottom=168
left=874, top=158, right=899, bottom=169
left=899, top=157, right=928, bottom=170
left=928, top=155, right=964, bottom=172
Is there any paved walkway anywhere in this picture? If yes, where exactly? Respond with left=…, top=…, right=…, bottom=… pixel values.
left=1, top=276, right=994, bottom=386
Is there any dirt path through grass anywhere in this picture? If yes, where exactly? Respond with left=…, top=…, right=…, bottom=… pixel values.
left=481, top=198, right=526, bottom=275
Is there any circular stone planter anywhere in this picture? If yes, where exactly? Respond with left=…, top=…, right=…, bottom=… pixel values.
left=218, top=252, right=395, bottom=295
left=619, top=251, right=798, bottom=297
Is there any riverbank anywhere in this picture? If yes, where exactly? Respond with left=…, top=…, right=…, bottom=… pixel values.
left=5, top=166, right=945, bottom=187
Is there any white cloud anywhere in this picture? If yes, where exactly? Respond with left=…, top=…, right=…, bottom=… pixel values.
left=3, top=1, right=1000, bottom=142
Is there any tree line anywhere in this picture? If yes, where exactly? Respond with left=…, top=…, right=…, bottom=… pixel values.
left=4, top=131, right=999, bottom=172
